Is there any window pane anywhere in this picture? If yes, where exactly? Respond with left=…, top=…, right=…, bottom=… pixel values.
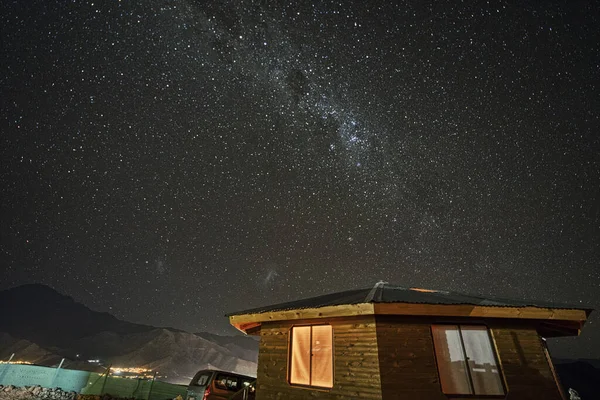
left=311, top=325, right=333, bottom=388
left=214, top=374, right=239, bottom=391
left=192, top=373, right=210, bottom=386
left=432, top=325, right=472, bottom=394
left=461, top=326, right=504, bottom=395
left=197, top=375, right=209, bottom=386
left=290, top=326, right=311, bottom=385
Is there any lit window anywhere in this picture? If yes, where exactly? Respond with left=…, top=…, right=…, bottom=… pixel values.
left=289, top=325, right=333, bottom=388
left=432, top=325, right=505, bottom=396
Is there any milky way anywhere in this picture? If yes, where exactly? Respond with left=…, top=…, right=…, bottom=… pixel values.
left=1, top=0, right=599, bottom=358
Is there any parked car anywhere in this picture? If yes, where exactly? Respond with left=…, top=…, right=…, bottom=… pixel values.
left=186, top=369, right=256, bottom=400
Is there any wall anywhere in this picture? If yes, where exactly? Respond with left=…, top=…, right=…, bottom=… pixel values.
left=0, top=364, right=186, bottom=400
left=374, top=316, right=564, bottom=400
left=490, top=324, right=564, bottom=400
left=0, top=364, right=90, bottom=392
left=256, top=316, right=382, bottom=400
left=375, top=317, right=445, bottom=400
left=254, top=316, right=565, bottom=400
left=83, top=372, right=187, bottom=400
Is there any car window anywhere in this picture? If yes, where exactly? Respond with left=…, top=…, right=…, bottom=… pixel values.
left=197, top=374, right=210, bottom=386
left=191, top=372, right=211, bottom=386
left=214, top=373, right=239, bottom=391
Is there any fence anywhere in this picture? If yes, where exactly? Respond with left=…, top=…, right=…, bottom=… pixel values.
left=83, top=371, right=187, bottom=400
left=0, top=363, right=187, bottom=400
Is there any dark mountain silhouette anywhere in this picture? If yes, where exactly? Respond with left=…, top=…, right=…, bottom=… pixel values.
left=0, top=332, right=60, bottom=365
left=0, top=284, right=154, bottom=348
left=0, top=284, right=257, bottom=383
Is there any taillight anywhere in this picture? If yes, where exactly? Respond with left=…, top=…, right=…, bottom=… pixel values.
left=202, top=386, right=211, bottom=400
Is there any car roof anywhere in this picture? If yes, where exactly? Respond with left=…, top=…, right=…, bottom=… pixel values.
left=196, top=369, right=255, bottom=379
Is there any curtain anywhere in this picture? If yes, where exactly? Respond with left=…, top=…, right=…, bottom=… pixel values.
left=432, top=325, right=472, bottom=394
left=461, top=326, right=504, bottom=395
left=290, top=326, right=311, bottom=385
left=310, top=325, right=333, bottom=388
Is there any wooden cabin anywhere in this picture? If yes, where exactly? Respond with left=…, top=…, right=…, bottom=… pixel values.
left=228, top=282, right=592, bottom=400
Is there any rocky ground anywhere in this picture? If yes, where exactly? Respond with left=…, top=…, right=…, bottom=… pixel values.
left=0, top=386, right=129, bottom=400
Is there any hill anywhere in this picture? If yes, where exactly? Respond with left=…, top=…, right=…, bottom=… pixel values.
left=0, top=284, right=156, bottom=346
left=0, top=284, right=257, bottom=384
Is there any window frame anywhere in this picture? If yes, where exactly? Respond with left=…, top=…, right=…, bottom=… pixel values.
left=287, top=324, right=334, bottom=389
left=431, top=324, right=506, bottom=397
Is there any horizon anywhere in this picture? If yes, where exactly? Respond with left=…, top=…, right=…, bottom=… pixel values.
left=1, top=281, right=595, bottom=362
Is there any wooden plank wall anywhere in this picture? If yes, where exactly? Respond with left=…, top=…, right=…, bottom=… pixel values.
left=256, top=316, right=383, bottom=400
left=376, top=317, right=564, bottom=400
left=255, top=316, right=565, bottom=400
left=375, top=316, right=445, bottom=400
left=490, top=324, right=564, bottom=400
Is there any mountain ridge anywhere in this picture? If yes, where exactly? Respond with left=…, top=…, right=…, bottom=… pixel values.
left=0, top=284, right=257, bottom=383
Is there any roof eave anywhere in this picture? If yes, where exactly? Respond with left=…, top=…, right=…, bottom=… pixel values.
left=228, top=302, right=590, bottom=334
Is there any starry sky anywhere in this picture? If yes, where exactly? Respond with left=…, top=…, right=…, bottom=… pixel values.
left=1, top=0, right=598, bottom=359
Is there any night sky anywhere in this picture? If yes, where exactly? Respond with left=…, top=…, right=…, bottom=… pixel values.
left=1, top=1, right=598, bottom=359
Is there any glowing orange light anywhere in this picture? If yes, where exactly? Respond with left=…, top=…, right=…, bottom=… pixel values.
left=0, top=360, right=33, bottom=365
left=410, top=287, right=438, bottom=293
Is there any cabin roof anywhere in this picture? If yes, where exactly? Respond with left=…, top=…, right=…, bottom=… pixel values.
left=227, top=282, right=592, bottom=337
left=227, top=281, right=592, bottom=317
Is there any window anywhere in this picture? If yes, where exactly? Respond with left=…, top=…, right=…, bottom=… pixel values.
left=214, top=373, right=239, bottom=391
left=190, top=372, right=210, bottom=387
left=289, top=325, right=333, bottom=388
left=432, top=325, right=505, bottom=396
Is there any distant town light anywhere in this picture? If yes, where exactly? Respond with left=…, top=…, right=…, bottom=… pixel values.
left=108, top=366, right=159, bottom=379
left=0, top=360, right=33, bottom=365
